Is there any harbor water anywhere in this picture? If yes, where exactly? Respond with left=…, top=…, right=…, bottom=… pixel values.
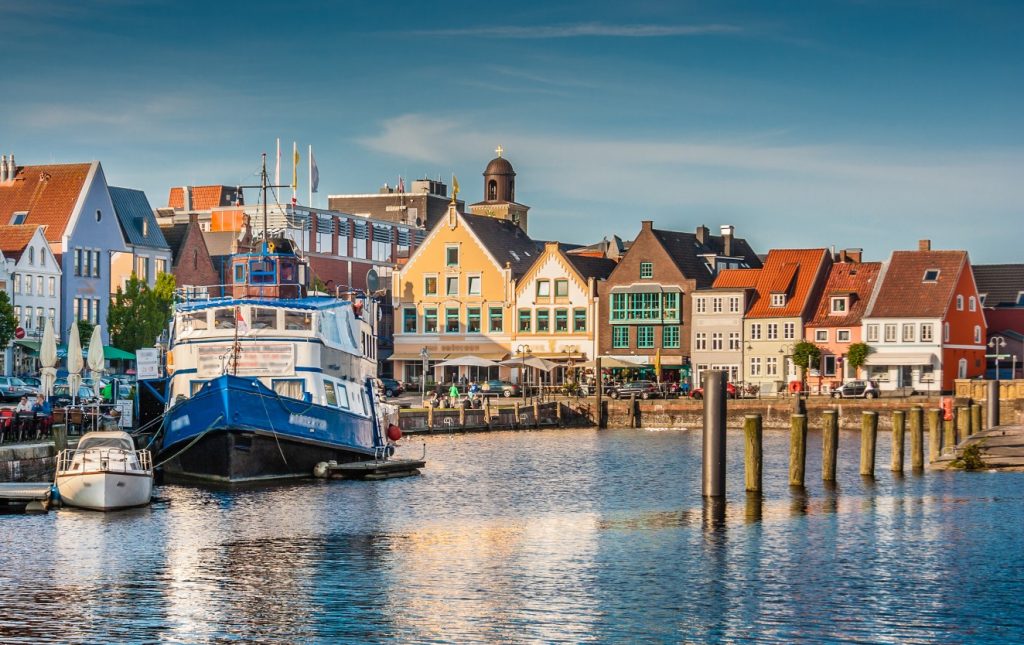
left=2, top=426, right=1023, bottom=642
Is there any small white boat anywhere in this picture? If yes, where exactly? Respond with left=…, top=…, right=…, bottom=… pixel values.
left=55, top=430, right=153, bottom=511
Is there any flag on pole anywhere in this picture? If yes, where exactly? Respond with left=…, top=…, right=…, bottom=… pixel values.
left=275, top=138, right=281, bottom=187
left=310, top=148, right=319, bottom=193
left=451, top=174, right=459, bottom=202
left=235, top=306, right=249, bottom=334
left=291, top=141, right=299, bottom=206
left=397, top=175, right=405, bottom=193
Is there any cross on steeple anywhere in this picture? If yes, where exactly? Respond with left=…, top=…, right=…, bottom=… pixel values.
left=495, top=145, right=503, bottom=158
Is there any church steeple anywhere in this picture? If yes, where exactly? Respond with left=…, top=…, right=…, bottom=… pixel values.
left=470, top=146, right=530, bottom=232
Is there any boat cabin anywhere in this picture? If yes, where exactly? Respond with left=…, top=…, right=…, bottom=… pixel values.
left=231, top=238, right=302, bottom=299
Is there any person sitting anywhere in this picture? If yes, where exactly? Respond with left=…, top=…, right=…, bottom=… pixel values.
left=31, top=394, right=53, bottom=439
left=15, top=396, right=32, bottom=413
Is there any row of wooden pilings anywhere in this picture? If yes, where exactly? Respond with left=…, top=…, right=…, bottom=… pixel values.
left=422, top=398, right=561, bottom=429
left=701, top=371, right=996, bottom=497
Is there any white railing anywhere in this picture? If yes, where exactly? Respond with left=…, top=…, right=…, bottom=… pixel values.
left=56, top=448, right=152, bottom=474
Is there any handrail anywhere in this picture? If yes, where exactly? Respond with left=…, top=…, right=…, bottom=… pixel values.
left=56, top=448, right=152, bottom=474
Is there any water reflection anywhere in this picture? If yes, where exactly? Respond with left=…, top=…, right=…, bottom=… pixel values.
left=0, top=427, right=1022, bottom=642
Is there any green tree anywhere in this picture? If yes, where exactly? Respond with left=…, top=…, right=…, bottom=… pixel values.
left=107, top=273, right=176, bottom=351
left=77, top=319, right=95, bottom=344
left=846, top=342, right=870, bottom=378
left=0, top=291, right=17, bottom=351
left=791, top=341, right=822, bottom=389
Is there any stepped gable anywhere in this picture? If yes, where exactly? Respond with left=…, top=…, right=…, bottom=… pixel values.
left=0, top=162, right=91, bottom=244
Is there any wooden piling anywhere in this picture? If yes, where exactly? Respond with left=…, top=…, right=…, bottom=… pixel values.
left=556, top=401, right=563, bottom=425
left=427, top=404, right=434, bottom=428
left=458, top=405, right=466, bottom=427
left=927, top=408, right=941, bottom=463
left=956, top=406, right=970, bottom=444
left=595, top=357, right=604, bottom=429
left=628, top=393, right=637, bottom=428
left=891, top=410, right=905, bottom=473
left=909, top=406, right=924, bottom=470
left=533, top=400, right=540, bottom=428
left=789, top=414, right=807, bottom=487
left=943, top=415, right=955, bottom=453
left=970, top=404, right=982, bottom=436
left=860, top=411, right=878, bottom=477
left=513, top=401, right=520, bottom=427
left=744, top=414, right=762, bottom=494
left=822, top=409, right=838, bottom=482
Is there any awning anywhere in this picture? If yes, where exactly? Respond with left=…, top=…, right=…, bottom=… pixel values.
left=864, top=353, right=934, bottom=366
left=388, top=351, right=508, bottom=362
left=12, top=340, right=134, bottom=361
left=103, top=346, right=136, bottom=360
left=529, top=352, right=586, bottom=361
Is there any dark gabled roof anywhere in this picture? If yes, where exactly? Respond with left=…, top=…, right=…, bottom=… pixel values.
left=159, top=223, right=189, bottom=263
left=460, top=212, right=540, bottom=277
left=565, top=254, right=617, bottom=281
left=109, top=187, right=168, bottom=249
left=972, top=264, right=1024, bottom=307
left=651, top=228, right=762, bottom=289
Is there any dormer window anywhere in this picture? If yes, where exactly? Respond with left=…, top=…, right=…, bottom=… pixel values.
left=831, top=297, right=847, bottom=314
left=771, top=293, right=786, bottom=307
left=923, top=269, right=940, bottom=282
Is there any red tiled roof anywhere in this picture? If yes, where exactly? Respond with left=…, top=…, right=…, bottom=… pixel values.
left=868, top=250, right=967, bottom=318
left=0, top=224, right=41, bottom=261
left=168, top=185, right=240, bottom=210
left=746, top=248, right=830, bottom=319
left=0, top=163, right=92, bottom=244
left=808, top=261, right=882, bottom=327
left=712, top=268, right=760, bottom=288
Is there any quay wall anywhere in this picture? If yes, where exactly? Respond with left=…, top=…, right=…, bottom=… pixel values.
left=0, top=444, right=56, bottom=482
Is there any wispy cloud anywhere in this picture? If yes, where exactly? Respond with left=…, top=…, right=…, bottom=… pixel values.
left=404, top=22, right=742, bottom=39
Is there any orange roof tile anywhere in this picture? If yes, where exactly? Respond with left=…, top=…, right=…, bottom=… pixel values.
left=808, top=261, right=882, bottom=327
left=168, top=185, right=241, bottom=210
left=746, top=248, right=830, bottom=319
left=712, top=268, right=760, bottom=289
left=0, top=224, right=41, bottom=261
left=0, top=163, right=92, bottom=244
left=868, top=250, right=967, bottom=318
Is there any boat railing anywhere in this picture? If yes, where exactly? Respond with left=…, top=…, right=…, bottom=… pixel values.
left=176, top=286, right=310, bottom=305
left=56, top=448, right=153, bottom=474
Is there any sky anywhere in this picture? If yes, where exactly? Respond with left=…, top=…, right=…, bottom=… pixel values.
left=2, top=0, right=1022, bottom=262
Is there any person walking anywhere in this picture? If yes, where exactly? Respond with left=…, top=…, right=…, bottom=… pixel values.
left=448, top=381, right=460, bottom=404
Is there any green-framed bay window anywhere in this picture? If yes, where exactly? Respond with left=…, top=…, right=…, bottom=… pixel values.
left=402, top=307, right=417, bottom=333
left=467, top=307, right=481, bottom=333
left=663, top=326, right=680, bottom=348
left=610, top=290, right=681, bottom=322
left=637, top=326, right=654, bottom=348
left=423, top=308, right=438, bottom=334
left=445, top=307, right=459, bottom=333
left=554, top=308, right=568, bottom=332
left=518, top=309, right=531, bottom=332
left=536, top=309, right=550, bottom=332
left=612, top=326, right=629, bottom=348
left=489, top=306, right=503, bottom=332
left=573, top=308, right=587, bottom=332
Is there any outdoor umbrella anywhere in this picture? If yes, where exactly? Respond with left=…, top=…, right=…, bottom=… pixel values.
left=499, top=356, right=557, bottom=372
left=436, top=356, right=499, bottom=368
left=67, top=323, right=84, bottom=403
left=39, top=318, right=58, bottom=397
left=87, top=325, right=105, bottom=398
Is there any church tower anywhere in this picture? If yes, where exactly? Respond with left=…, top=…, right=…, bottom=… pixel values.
left=469, top=146, right=530, bottom=233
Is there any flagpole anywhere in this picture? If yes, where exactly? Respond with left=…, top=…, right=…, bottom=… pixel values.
left=275, top=138, right=281, bottom=188
left=308, top=144, right=313, bottom=209
left=292, top=141, right=298, bottom=206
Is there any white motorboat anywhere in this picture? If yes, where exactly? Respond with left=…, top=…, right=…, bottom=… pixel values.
left=55, top=430, right=153, bottom=511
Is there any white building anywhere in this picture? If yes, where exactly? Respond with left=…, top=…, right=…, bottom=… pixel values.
left=0, top=224, right=62, bottom=374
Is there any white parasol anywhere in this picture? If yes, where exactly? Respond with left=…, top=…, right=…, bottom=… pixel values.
left=39, top=318, right=58, bottom=397
left=88, top=325, right=105, bottom=398
left=67, top=323, right=84, bottom=402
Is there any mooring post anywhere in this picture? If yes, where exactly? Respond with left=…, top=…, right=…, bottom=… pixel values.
left=956, top=406, right=970, bottom=444
left=822, top=409, right=839, bottom=481
left=943, top=413, right=955, bottom=453
left=533, top=400, right=540, bottom=429
left=927, top=408, right=941, bottom=463
left=910, top=406, right=924, bottom=470
left=702, top=370, right=727, bottom=498
left=744, top=414, right=762, bottom=494
left=986, top=379, right=1000, bottom=429
left=53, top=422, right=68, bottom=454
left=789, top=414, right=807, bottom=487
left=513, top=401, right=520, bottom=427
left=427, top=403, right=434, bottom=428
left=891, top=410, right=905, bottom=473
left=556, top=400, right=563, bottom=426
left=485, top=397, right=492, bottom=429
left=459, top=404, right=466, bottom=427
left=628, top=393, right=637, bottom=428
left=860, top=411, right=878, bottom=477
left=970, top=404, right=982, bottom=436
left=595, top=357, right=604, bottom=429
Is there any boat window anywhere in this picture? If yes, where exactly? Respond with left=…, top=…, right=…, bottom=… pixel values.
left=334, top=382, right=350, bottom=409
left=324, top=381, right=338, bottom=407
left=190, top=380, right=206, bottom=395
left=285, top=311, right=312, bottom=331
left=184, top=311, right=208, bottom=331
left=76, top=436, right=133, bottom=451
left=250, top=259, right=277, bottom=284
left=280, top=260, right=296, bottom=283
left=349, top=386, right=364, bottom=414
left=233, top=263, right=246, bottom=283
left=214, top=309, right=236, bottom=329
left=272, top=379, right=304, bottom=400
left=251, top=308, right=278, bottom=330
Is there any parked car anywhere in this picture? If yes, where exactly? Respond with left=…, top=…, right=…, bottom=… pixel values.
left=831, top=380, right=880, bottom=399
left=20, top=376, right=42, bottom=389
left=608, top=380, right=660, bottom=400
left=480, top=380, right=520, bottom=397
left=690, top=382, right=738, bottom=400
left=0, top=376, right=36, bottom=401
left=379, top=378, right=404, bottom=397
left=50, top=384, right=98, bottom=407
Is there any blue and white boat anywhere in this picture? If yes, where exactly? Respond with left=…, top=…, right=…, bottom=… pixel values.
left=158, top=166, right=395, bottom=483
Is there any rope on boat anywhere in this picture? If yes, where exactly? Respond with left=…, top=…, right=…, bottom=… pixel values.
left=153, top=414, right=224, bottom=469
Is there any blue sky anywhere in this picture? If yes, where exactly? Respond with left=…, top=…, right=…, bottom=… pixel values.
left=3, top=0, right=1022, bottom=262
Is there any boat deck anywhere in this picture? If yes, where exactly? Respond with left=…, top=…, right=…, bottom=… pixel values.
left=0, top=482, right=52, bottom=513
left=318, top=459, right=426, bottom=480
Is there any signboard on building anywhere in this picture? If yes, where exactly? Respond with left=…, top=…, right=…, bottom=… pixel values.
left=115, top=399, right=134, bottom=428
left=136, top=348, right=160, bottom=380
left=196, top=344, right=295, bottom=378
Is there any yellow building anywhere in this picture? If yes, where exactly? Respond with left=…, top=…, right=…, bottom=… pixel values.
left=390, top=203, right=540, bottom=386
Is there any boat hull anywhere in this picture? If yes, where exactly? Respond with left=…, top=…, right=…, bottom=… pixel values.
left=159, top=374, right=383, bottom=484
left=56, top=471, right=153, bottom=511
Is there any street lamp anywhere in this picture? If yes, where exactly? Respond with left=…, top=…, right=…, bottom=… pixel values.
left=419, top=346, right=429, bottom=401
left=563, top=344, right=577, bottom=387
left=517, top=344, right=532, bottom=399
left=989, top=335, right=1007, bottom=380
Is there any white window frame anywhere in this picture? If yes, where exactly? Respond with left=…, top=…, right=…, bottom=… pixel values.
left=771, top=293, right=786, bottom=307
left=837, top=329, right=851, bottom=342
left=750, top=323, right=761, bottom=340
left=867, top=324, right=879, bottom=342
left=921, top=323, right=933, bottom=342
left=831, top=297, right=847, bottom=313
left=815, top=329, right=828, bottom=342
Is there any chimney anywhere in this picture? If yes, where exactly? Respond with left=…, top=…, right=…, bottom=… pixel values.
left=182, top=186, right=192, bottom=211
left=844, top=248, right=862, bottom=263
left=188, top=212, right=199, bottom=225
left=641, top=220, right=653, bottom=232
left=0, top=155, right=7, bottom=181
left=696, top=225, right=709, bottom=245
left=7, top=153, right=14, bottom=179
left=838, top=249, right=848, bottom=263
left=719, top=224, right=734, bottom=256
left=918, top=239, right=931, bottom=252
